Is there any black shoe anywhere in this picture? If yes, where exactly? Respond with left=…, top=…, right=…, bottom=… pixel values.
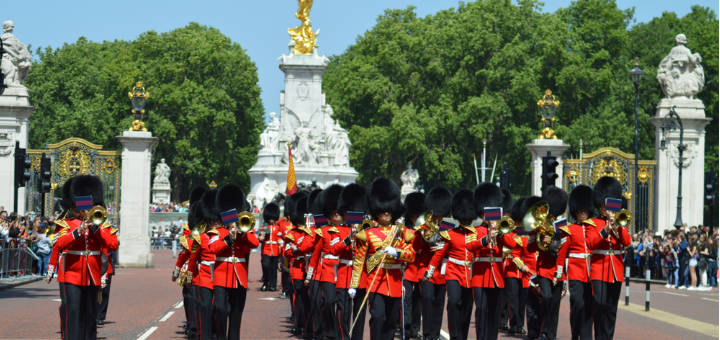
left=97, top=320, right=104, bottom=326
left=500, top=325, right=510, bottom=332
left=261, top=285, right=268, bottom=291
left=269, top=287, right=278, bottom=291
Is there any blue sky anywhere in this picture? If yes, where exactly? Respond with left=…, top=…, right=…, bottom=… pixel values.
left=4, top=0, right=717, bottom=118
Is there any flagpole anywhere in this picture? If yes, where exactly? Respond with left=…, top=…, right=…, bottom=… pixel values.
left=482, top=139, right=487, bottom=182
left=473, top=153, right=480, bottom=185
left=490, top=154, right=498, bottom=184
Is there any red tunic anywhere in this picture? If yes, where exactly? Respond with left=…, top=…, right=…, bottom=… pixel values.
left=48, top=223, right=71, bottom=282
left=306, top=225, right=354, bottom=284
left=522, top=241, right=538, bottom=288
left=586, top=218, right=631, bottom=283
left=467, top=225, right=517, bottom=288
left=558, top=221, right=594, bottom=282
left=209, top=228, right=259, bottom=288
left=53, top=218, right=119, bottom=286
left=413, top=227, right=448, bottom=285
left=503, top=232, right=525, bottom=279
left=351, top=225, right=415, bottom=297
left=260, top=224, right=283, bottom=256
left=429, top=226, right=477, bottom=288
left=528, top=234, right=568, bottom=281
left=283, top=226, right=316, bottom=280
left=188, top=230, right=216, bottom=289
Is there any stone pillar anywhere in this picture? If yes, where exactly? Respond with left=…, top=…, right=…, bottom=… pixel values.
left=117, top=131, right=158, bottom=267
left=0, top=87, right=33, bottom=213
left=650, top=98, right=710, bottom=233
left=526, top=139, right=570, bottom=196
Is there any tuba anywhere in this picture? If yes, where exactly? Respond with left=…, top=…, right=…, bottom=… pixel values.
left=523, top=201, right=554, bottom=251
left=238, top=211, right=256, bottom=233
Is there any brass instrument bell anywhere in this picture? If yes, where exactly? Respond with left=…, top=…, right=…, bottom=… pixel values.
left=522, top=201, right=549, bottom=233
left=88, top=205, right=108, bottom=226
left=499, top=216, right=516, bottom=234
left=237, top=211, right=256, bottom=233
left=614, top=209, right=632, bottom=228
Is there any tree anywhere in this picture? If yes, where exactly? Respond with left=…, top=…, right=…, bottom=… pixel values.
left=25, top=23, right=264, bottom=199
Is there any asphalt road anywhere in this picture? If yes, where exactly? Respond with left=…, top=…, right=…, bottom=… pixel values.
left=0, top=250, right=716, bottom=339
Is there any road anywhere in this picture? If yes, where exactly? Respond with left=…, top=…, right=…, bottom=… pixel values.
left=0, top=250, right=716, bottom=339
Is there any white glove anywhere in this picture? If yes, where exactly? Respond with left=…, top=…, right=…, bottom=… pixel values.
left=383, top=246, right=399, bottom=258
left=348, top=288, right=357, bottom=299
left=101, top=274, right=108, bottom=289
left=430, top=242, right=445, bottom=252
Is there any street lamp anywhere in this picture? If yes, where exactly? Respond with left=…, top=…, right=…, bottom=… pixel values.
left=630, top=57, right=644, bottom=229
left=659, top=106, right=685, bottom=229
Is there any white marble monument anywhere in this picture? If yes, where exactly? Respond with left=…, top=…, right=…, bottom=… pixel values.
left=248, top=45, right=358, bottom=206
left=117, top=131, right=158, bottom=267
left=526, top=139, right=570, bottom=196
left=400, top=163, right=420, bottom=200
left=0, top=20, right=33, bottom=213
left=650, top=34, right=711, bottom=232
left=152, top=158, right=171, bottom=204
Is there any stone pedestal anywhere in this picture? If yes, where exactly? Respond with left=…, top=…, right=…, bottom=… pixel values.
left=152, top=181, right=171, bottom=204
left=526, top=139, right=570, bottom=196
left=117, top=131, right=158, bottom=267
left=0, top=87, right=33, bottom=213
left=650, top=98, right=711, bottom=233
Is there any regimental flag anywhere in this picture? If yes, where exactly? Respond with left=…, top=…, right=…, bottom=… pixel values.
left=483, top=207, right=503, bottom=221
left=439, top=219, right=456, bottom=231
left=75, top=195, right=93, bottom=211
left=553, top=218, right=568, bottom=232
left=605, top=198, right=623, bottom=212
left=314, top=214, right=328, bottom=227
left=286, top=143, right=297, bottom=195
left=221, top=209, right=239, bottom=226
left=346, top=211, right=364, bottom=224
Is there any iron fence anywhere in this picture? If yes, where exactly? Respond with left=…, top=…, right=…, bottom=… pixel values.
left=0, top=240, right=39, bottom=279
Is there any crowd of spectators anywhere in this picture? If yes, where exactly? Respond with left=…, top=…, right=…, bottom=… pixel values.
left=0, top=209, right=55, bottom=278
left=149, top=202, right=187, bottom=213
left=626, top=224, right=718, bottom=290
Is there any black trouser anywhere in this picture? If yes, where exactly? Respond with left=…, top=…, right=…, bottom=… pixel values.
left=308, top=279, right=321, bottom=338
left=421, top=280, right=445, bottom=340
left=402, top=280, right=421, bottom=338
left=351, top=288, right=367, bottom=340
left=368, top=293, right=401, bottom=340
left=526, top=287, right=541, bottom=338
left=283, top=270, right=292, bottom=295
left=474, top=287, right=501, bottom=340
left=336, top=288, right=352, bottom=340
left=96, top=275, right=112, bottom=321
left=538, top=277, right=562, bottom=340
left=261, top=255, right=280, bottom=289
left=213, top=285, right=248, bottom=340
left=182, top=285, right=197, bottom=332
left=292, top=279, right=310, bottom=335
left=59, top=282, right=67, bottom=340
left=498, top=285, right=508, bottom=330
left=569, top=280, right=593, bottom=340
left=64, top=283, right=99, bottom=340
left=446, top=280, right=473, bottom=340
left=320, top=281, right=338, bottom=340
left=505, top=277, right=526, bottom=332
left=194, top=285, right=215, bottom=340
left=592, top=280, right=621, bottom=340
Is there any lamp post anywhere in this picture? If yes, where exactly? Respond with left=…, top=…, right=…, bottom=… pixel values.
left=660, top=106, right=685, bottom=229
left=630, top=57, right=644, bottom=229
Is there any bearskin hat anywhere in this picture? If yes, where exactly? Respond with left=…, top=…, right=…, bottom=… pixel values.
left=593, top=176, right=625, bottom=209
left=501, top=189, right=514, bottom=213
left=521, top=196, right=543, bottom=219
left=510, top=197, right=527, bottom=222
left=288, top=191, right=309, bottom=225
left=216, top=184, right=248, bottom=213
left=425, top=186, right=452, bottom=217
left=263, top=202, right=280, bottom=223
left=198, top=189, right=219, bottom=223
left=403, top=192, right=425, bottom=220
left=542, top=186, right=568, bottom=218
left=317, top=184, right=344, bottom=217
left=452, top=189, right=476, bottom=222
left=63, top=175, right=104, bottom=209
left=283, top=194, right=293, bottom=218
left=368, top=177, right=404, bottom=220
left=569, top=185, right=595, bottom=219
left=308, top=189, right=323, bottom=216
left=189, top=186, right=206, bottom=205
left=338, top=183, right=368, bottom=214
left=188, top=202, right=201, bottom=227
left=473, top=182, right=504, bottom=216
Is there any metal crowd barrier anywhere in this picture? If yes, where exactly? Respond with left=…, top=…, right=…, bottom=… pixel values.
left=0, top=240, right=39, bottom=279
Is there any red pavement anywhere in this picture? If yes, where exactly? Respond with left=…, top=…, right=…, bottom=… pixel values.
left=0, top=250, right=716, bottom=339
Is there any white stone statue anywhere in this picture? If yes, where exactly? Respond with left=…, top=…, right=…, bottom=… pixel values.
left=259, top=112, right=281, bottom=153
left=268, top=111, right=280, bottom=129
left=0, top=21, right=32, bottom=88
left=329, top=123, right=350, bottom=166
left=154, top=158, right=171, bottom=184
left=400, top=163, right=419, bottom=199
left=294, top=123, right=316, bottom=164
left=657, top=34, right=705, bottom=99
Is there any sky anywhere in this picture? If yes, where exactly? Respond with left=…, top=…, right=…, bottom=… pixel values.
left=4, top=0, right=717, bottom=119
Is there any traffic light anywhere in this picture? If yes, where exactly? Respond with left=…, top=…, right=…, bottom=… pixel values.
left=40, top=154, right=52, bottom=193
left=541, top=151, right=559, bottom=191
left=13, top=142, right=31, bottom=188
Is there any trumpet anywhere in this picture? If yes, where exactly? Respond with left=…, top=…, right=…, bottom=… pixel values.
left=87, top=205, right=108, bottom=226
left=613, top=209, right=632, bottom=229
left=237, top=211, right=256, bottom=233
left=499, top=216, right=516, bottom=234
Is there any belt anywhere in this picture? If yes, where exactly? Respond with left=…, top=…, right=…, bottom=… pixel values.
left=338, top=259, right=353, bottom=266
left=569, top=253, right=590, bottom=259
left=378, top=263, right=401, bottom=269
left=200, top=260, right=215, bottom=266
left=66, top=250, right=101, bottom=256
left=474, top=256, right=503, bottom=263
left=215, top=256, right=246, bottom=263
left=592, top=249, right=619, bottom=256
left=448, top=257, right=473, bottom=267
left=265, top=241, right=278, bottom=245
left=322, top=254, right=339, bottom=260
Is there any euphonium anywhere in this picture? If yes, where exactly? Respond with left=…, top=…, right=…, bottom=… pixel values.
left=419, top=212, right=439, bottom=243
left=523, top=201, right=554, bottom=251
left=88, top=205, right=107, bottom=226
left=499, top=216, right=516, bottom=234
left=238, top=211, right=256, bottom=233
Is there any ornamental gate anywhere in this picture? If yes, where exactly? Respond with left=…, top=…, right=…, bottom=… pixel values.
left=26, top=138, right=121, bottom=225
left=562, top=147, right=657, bottom=233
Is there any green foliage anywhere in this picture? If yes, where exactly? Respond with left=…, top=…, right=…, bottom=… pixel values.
left=25, top=23, right=264, bottom=198
left=323, top=0, right=718, bottom=193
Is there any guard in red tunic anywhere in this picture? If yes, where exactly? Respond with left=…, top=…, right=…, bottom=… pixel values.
left=427, top=189, right=476, bottom=340
left=467, top=183, right=517, bottom=340
left=557, top=185, right=595, bottom=340
left=350, top=178, right=415, bottom=340
left=259, top=202, right=282, bottom=291
left=95, top=223, right=119, bottom=326
left=586, top=177, right=631, bottom=340
left=284, top=191, right=316, bottom=338
left=188, top=189, right=220, bottom=340
left=305, top=188, right=324, bottom=339
left=278, top=199, right=294, bottom=302
left=401, top=192, right=425, bottom=340
left=416, top=187, right=452, bottom=340
left=520, top=196, right=543, bottom=339
left=46, top=180, right=74, bottom=340
left=53, top=175, right=119, bottom=340
left=498, top=189, right=515, bottom=334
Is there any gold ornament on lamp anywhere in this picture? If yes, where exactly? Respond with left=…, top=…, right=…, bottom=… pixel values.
left=537, top=89, right=560, bottom=139
left=128, top=81, right=150, bottom=132
left=288, top=0, right=319, bottom=54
